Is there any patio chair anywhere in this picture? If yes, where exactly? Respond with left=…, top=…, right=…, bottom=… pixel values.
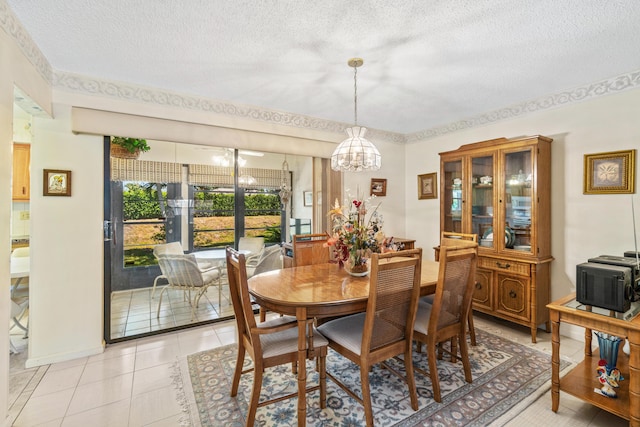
left=317, top=249, right=423, bottom=426
left=413, top=243, right=478, bottom=402
left=225, top=247, right=328, bottom=426
left=238, top=236, right=265, bottom=267
left=155, top=253, right=221, bottom=321
left=151, top=242, right=218, bottom=299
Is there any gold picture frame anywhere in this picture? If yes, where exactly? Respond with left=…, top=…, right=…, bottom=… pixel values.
left=370, top=178, right=387, bottom=196
left=43, top=169, right=72, bottom=197
left=418, top=173, right=437, bottom=200
left=583, top=150, right=635, bottom=194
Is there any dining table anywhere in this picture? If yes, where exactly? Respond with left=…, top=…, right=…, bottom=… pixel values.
left=10, top=256, right=30, bottom=297
left=247, top=259, right=440, bottom=426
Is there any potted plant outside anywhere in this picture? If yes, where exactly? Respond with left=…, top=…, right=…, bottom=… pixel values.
left=110, top=136, right=151, bottom=159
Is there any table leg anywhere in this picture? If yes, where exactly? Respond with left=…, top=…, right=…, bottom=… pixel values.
left=628, top=330, right=640, bottom=427
left=551, top=311, right=560, bottom=413
left=296, top=307, right=307, bottom=427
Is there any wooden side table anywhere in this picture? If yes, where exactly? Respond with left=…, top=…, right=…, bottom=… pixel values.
left=548, top=293, right=640, bottom=426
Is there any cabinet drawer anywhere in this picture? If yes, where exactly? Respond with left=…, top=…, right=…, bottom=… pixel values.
left=478, top=257, right=530, bottom=276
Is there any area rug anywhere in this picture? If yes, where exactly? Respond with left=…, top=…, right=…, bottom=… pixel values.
left=172, top=329, right=571, bottom=426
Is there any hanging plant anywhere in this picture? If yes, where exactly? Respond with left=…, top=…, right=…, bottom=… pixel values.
left=110, top=136, right=150, bottom=159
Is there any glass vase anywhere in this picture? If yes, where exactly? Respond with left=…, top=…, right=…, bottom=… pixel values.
left=345, top=255, right=369, bottom=276
left=595, top=331, right=622, bottom=374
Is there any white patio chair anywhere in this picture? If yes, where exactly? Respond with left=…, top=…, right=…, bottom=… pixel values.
left=156, top=253, right=222, bottom=321
left=238, top=237, right=265, bottom=267
left=151, top=242, right=217, bottom=298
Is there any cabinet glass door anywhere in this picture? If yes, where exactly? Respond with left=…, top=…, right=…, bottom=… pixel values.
left=471, top=155, right=494, bottom=247
left=504, top=148, right=532, bottom=252
left=442, top=159, right=463, bottom=233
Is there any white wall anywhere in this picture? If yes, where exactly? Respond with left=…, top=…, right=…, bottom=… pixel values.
left=1, top=19, right=52, bottom=426
left=28, top=104, right=105, bottom=366
left=404, top=87, right=640, bottom=339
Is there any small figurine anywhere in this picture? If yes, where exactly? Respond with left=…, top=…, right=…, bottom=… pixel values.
left=594, top=360, right=622, bottom=398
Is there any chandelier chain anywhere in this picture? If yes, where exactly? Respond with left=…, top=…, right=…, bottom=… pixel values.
left=353, top=66, right=358, bottom=125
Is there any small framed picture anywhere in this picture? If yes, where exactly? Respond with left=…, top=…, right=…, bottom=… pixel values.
left=43, top=169, right=72, bottom=196
left=418, top=173, right=437, bottom=200
left=584, top=150, right=635, bottom=194
left=303, top=191, right=313, bottom=206
left=370, top=178, right=387, bottom=196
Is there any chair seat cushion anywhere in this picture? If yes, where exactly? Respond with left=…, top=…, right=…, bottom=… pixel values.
left=415, top=300, right=458, bottom=335
left=259, top=317, right=328, bottom=359
left=201, top=268, right=221, bottom=285
left=317, top=313, right=367, bottom=355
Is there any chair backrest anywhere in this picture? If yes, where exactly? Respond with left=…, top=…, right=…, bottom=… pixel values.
left=441, top=231, right=477, bottom=247
left=226, top=247, right=261, bottom=353
left=429, top=244, right=478, bottom=335
left=362, top=248, right=422, bottom=353
left=239, top=236, right=265, bottom=255
left=11, top=247, right=29, bottom=258
left=252, top=245, right=282, bottom=276
left=156, top=253, right=205, bottom=287
left=292, top=233, right=330, bottom=266
left=153, top=242, right=184, bottom=257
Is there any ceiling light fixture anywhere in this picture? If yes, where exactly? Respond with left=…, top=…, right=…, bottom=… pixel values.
left=331, top=58, right=381, bottom=172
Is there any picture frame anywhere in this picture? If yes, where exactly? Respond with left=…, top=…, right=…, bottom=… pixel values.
left=418, top=172, right=437, bottom=200
left=583, top=149, right=635, bottom=194
left=370, top=178, right=387, bottom=196
left=303, top=191, right=313, bottom=206
left=43, top=169, right=72, bottom=196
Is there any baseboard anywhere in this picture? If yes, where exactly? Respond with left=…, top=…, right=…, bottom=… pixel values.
left=25, top=343, right=105, bottom=368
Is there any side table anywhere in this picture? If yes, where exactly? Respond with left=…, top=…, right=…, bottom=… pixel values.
left=548, top=293, right=640, bottom=426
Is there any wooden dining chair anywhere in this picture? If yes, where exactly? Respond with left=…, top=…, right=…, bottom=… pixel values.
left=292, top=233, right=330, bottom=266
left=433, top=231, right=478, bottom=346
left=413, top=243, right=478, bottom=403
left=317, top=248, right=423, bottom=427
left=225, top=247, right=328, bottom=426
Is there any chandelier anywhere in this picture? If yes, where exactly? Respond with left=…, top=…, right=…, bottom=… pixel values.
left=331, top=58, right=381, bottom=172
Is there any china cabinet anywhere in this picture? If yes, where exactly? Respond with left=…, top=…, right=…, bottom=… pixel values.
left=439, top=135, right=553, bottom=342
left=12, top=143, right=30, bottom=200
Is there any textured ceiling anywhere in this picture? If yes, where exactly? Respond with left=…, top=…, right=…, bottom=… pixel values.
left=6, top=0, right=640, bottom=135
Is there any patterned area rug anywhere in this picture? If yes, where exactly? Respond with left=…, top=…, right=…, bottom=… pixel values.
left=172, top=329, right=570, bottom=426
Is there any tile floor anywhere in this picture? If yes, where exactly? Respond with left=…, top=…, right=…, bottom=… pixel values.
left=110, top=279, right=235, bottom=339
left=9, top=311, right=630, bottom=426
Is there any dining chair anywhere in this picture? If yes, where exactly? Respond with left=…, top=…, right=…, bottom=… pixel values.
left=317, top=248, right=423, bottom=427
left=238, top=236, right=265, bottom=267
left=225, top=247, right=328, bottom=426
left=155, top=253, right=221, bottom=321
left=151, top=242, right=217, bottom=299
left=413, top=243, right=478, bottom=403
left=292, top=233, right=330, bottom=266
left=432, top=231, right=478, bottom=346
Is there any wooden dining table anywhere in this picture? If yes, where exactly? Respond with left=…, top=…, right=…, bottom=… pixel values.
left=247, top=259, right=440, bottom=426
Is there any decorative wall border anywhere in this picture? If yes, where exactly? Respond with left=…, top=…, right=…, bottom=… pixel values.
left=405, top=71, right=640, bottom=143
left=4, top=2, right=640, bottom=144
left=0, top=1, right=52, bottom=84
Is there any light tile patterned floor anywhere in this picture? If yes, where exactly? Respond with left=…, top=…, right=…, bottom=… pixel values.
left=9, top=312, right=629, bottom=426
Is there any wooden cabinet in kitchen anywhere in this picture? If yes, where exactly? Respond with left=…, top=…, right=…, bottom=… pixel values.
left=12, top=143, right=30, bottom=200
left=438, top=135, right=553, bottom=342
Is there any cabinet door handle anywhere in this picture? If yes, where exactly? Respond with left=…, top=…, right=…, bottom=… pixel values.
left=496, top=262, right=511, bottom=269
left=475, top=282, right=482, bottom=290
left=509, top=290, right=517, bottom=299
left=22, top=186, right=26, bottom=195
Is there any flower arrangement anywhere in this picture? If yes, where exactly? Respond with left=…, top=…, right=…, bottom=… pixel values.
left=326, top=191, right=386, bottom=275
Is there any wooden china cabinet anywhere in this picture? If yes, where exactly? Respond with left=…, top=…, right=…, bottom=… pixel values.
left=439, top=135, right=553, bottom=342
